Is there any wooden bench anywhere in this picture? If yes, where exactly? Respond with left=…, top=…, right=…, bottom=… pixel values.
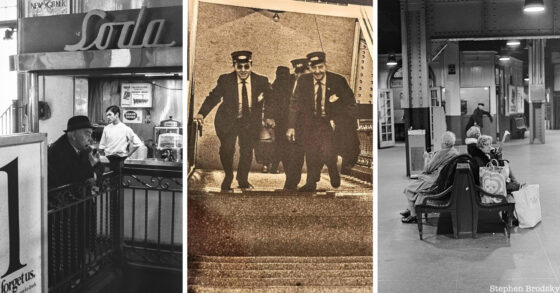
left=414, top=154, right=514, bottom=240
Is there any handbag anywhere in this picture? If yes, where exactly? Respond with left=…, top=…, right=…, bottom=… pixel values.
left=512, top=184, right=542, bottom=228
left=254, top=126, right=275, bottom=165
left=479, top=159, right=507, bottom=204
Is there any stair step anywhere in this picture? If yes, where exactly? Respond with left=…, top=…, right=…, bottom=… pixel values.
left=188, top=285, right=373, bottom=292
left=188, top=262, right=372, bottom=270
left=189, top=269, right=372, bottom=279
left=190, top=256, right=373, bottom=263
left=187, top=276, right=373, bottom=287
left=187, top=256, right=373, bottom=288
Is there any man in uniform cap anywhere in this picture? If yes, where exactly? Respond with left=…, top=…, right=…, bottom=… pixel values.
left=465, top=102, right=493, bottom=133
left=269, top=58, right=311, bottom=189
left=195, top=50, right=274, bottom=191
left=48, top=115, right=101, bottom=188
left=286, top=51, right=359, bottom=191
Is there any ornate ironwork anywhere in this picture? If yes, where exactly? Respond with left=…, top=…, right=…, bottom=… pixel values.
left=47, top=171, right=119, bottom=293
left=122, top=174, right=182, bottom=191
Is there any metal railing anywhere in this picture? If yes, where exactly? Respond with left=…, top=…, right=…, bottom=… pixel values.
left=47, top=171, right=120, bottom=293
left=357, top=119, right=373, bottom=168
left=47, top=164, right=183, bottom=292
left=121, top=165, right=182, bottom=270
left=0, top=102, right=15, bottom=135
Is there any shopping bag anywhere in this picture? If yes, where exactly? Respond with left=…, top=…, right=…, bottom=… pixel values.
left=479, top=159, right=507, bottom=204
left=512, top=184, right=542, bottom=228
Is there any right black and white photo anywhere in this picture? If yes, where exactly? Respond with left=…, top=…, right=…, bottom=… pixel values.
left=378, top=0, right=559, bottom=292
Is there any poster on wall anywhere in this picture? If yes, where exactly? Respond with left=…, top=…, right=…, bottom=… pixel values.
left=0, top=134, right=47, bottom=293
left=508, top=87, right=517, bottom=115
left=121, top=83, right=153, bottom=108
left=517, top=86, right=525, bottom=114
left=122, top=109, right=143, bottom=124
left=26, top=0, right=69, bottom=17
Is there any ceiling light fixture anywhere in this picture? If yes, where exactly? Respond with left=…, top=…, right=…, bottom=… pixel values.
left=524, top=0, right=545, bottom=12
left=386, top=54, right=398, bottom=66
left=507, top=40, right=521, bottom=47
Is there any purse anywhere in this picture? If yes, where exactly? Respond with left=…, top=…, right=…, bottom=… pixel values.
left=479, top=159, right=507, bottom=203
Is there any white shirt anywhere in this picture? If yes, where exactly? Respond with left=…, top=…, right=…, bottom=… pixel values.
left=99, top=122, right=143, bottom=157
left=314, top=75, right=327, bottom=116
left=237, top=76, right=252, bottom=117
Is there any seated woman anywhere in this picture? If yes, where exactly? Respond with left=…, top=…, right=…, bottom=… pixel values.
left=401, top=131, right=459, bottom=223
left=468, top=135, right=521, bottom=196
left=465, top=126, right=481, bottom=155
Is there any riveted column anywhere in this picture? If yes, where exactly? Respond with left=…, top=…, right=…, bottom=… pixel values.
left=528, top=39, right=546, bottom=144
left=401, top=0, right=431, bottom=176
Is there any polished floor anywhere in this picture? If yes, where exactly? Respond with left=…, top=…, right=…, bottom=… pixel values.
left=378, top=130, right=560, bottom=293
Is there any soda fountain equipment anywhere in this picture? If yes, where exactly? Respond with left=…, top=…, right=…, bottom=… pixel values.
left=154, top=116, right=183, bottom=162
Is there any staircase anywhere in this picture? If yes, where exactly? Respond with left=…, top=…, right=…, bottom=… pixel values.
left=188, top=170, right=373, bottom=292
left=188, top=256, right=373, bottom=292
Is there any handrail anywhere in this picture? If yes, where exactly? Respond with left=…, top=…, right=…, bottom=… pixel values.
left=47, top=171, right=120, bottom=293
left=0, top=103, right=14, bottom=135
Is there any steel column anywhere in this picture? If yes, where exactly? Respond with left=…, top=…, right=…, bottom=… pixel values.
left=529, top=39, right=547, bottom=143
left=401, top=0, right=432, bottom=176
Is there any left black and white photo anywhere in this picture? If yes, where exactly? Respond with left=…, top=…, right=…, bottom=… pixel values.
left=1, top=1, right=183, bottom=292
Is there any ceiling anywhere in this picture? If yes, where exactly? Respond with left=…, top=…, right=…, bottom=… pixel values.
left=378, top=0, right=530, bottom=71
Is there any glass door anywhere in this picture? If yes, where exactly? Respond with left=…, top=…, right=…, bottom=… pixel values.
left=378, top=89, right=395, bottom=148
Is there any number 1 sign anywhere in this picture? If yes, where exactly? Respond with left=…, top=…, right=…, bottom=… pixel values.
left=0, top=134, right=47, bottom=293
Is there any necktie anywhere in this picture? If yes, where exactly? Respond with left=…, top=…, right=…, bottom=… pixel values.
left=241, top=80, right=249, bottom=118
left=316, top=82, right=323, bottom=117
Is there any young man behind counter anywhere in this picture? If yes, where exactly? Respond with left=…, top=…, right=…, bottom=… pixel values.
left=98, top=105, right=143, bottom=172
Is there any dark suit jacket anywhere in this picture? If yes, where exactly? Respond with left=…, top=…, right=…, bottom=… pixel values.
left=288, top=71, right=354, bottom=129
left=465, top=108, right=493, bottom=132
left=288, top=71, right=359, bottom=159
left=48, top=134, right=95, bottom=188
left=198, top=71, right=272, bottom=137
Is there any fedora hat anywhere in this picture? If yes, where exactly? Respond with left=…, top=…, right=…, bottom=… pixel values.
left=64, top=115, right=94, bottom=132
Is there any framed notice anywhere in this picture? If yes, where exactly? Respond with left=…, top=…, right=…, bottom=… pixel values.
left=0, top=133, right=48, bottom=293
left=121, top=83, right=153, bottom=108
left=26, top=0, right=69, bottom=17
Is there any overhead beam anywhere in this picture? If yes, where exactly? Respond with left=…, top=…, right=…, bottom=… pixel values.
left=427, top=0, right=560, bottom=40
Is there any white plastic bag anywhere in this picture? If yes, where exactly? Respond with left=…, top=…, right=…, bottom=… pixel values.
left=512, top=184, right=542, bottom=228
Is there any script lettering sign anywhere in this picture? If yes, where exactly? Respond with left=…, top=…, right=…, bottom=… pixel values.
left=64, top=7, right=176, bottom=51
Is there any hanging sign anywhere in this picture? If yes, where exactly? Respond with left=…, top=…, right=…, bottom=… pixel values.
left=19, top=6, right=182, bottom=54
left=64, top=7, right=176, bottom=52
left=0, top=134, right=47, bottom=293
left=121, top=83, right=153, bottom=108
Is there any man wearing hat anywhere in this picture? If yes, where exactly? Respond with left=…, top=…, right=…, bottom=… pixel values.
left=48, top=115, right=100, bottom=188
left=465, top=102, right=493, bottom=133
left=286, top=51, right=359, bottom=191
left=268, top=58, right=310, bottom=189
left=195, top=50, right=274, bottom=191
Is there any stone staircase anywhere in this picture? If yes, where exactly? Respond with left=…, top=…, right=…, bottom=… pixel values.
left=188, top=170, right=373, bottom=292
left=188, top=256, right=373, bottom=292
